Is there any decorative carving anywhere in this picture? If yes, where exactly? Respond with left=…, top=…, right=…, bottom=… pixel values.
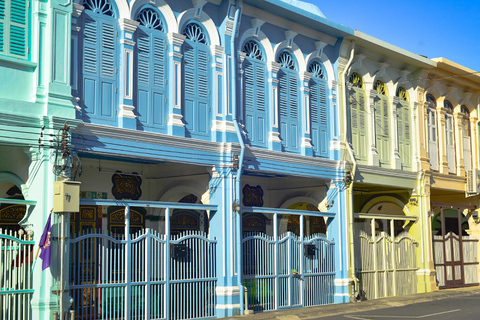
left=80, top=207, right=95, bottom=220
left=111, top=172, right=142, bottom=200
left=0, top=205, right=26, bottom=221
left=242, top=213, right=266, bottom=233
left=242, top=184, right=264, bottom=207
left=171, top=212, right=199, bottom=227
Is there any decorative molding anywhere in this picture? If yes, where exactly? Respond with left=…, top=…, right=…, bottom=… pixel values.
left=118, top=105, right=136, bottom=119
left=120, top=39, right=136, bottom=46
left=119, top=18, right=140, bottom=33
left=267, top=61, right=281, bottom=73
left=285, top=30, right=298, bottom=49
left=211, top=45, right=224, bottom=57
left=72, top=3, right=84, bottom=17
left=268, top=131, right=282, bottom=143
left=251, top=18, right=265, bottom=37
left=215, top=286, right=240, bottom=296
left=192, top=0, right=208, bottom=19
left=225, top=19, right=234, bottom=37
left=169, top=113, right=185, bottom=127
left=301, top=137, right=313, bottom=148
left=168, top=32, right=186, bottom=47
left=211, top=120, right=236, bottom=133
left=315, top=41, right=328, bottom=58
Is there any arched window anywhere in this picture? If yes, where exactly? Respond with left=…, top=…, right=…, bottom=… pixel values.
left=396, top=87, right=411, bottom=168
left=426, top=94, right=438, bottom=170
left=135, top=7, right=167, bottom=132
left=242, top=40, right=266, bottom=147
left=182, top=22, right=210, bottom=138
left=444, top=100, right=455, bottom=173
left=79, top=0, right=117, bottom=123
left=373, top=80, right=390, bottom=165
left=348, top=72, right=367, bottom=160
left=277, top=51, right=299, bottom=153
left=461, top=105, right=471, bottom=170
left=308, top=61, right=328, bottom=157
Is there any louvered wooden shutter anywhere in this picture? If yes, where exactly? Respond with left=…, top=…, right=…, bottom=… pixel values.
left=278, top=70, right=299, bottom=152
left=0, top=0, right=28, bottom=58
left=244, top=59, right=266, bottom=146
left=183, top=42, right=209, bottom=136
left=445, top=114, right=455, bottom=173
left=310, top=78, right=328, bottom=157
left=136, top=28, right=166, bottom=129
left=398, top=103, right=411, bottom=167
left=427, top=108, right=438, bottom=170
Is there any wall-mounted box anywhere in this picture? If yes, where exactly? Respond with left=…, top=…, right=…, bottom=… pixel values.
left=53, top=181, right=81, bottom=212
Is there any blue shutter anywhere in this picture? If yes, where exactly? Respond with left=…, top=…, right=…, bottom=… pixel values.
left=278, top=69, right=299, bottom=153
left=244, top=58, right=266, bottom=147
left=183, top=41, right=209, bottom=138
left=135, top=27, right=166, bottom=131
left=1, top=0, right=6, bottom=53
left=310, top=79, right=328, bottom=157
left=81, top=12, right=116, bottom=122
left=6, top=0, right=28, bottom=58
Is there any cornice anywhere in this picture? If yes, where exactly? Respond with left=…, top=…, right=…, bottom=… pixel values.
left=357, top=164, right=418, bottom=180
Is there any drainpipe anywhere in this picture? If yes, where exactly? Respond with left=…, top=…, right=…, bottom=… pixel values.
left=230, top=0, right=245, bottom=315
left=339, top=40, right=358, bottom=297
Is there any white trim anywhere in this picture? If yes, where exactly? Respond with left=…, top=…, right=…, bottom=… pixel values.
left=238, top=29, right=275, bottom=63
left=268, top=131, right=281, bottom=143
left=334, top=293, right=350, bottom=297
left=215, top=304, right=240, bottom=309
left=305, top=94, right=310, bottom=133
left=211, top=120, right=236, bottom=133
left=216, top=71, right=222, bottom=116
left=177, top=8, right=220, bottom=47
left=273, top=41, right=306, bottom=73
left=124, top=49, right=133, bottom=100
left=118, top=104, right=136, bottom=119
left=168, top=113, right=184, bottom=127
left=113, top=0, right=130, bottom=20
left=215, top=286, right=240, bottom=296
left=120, top=39, right=136, bottom=46
left=129, top=0, right=178, bottom=33
left=174, top=61, right=181, bottom=109
left=272, top=86, right=278, bottom=127
left=301, top=137, right=312, bottom=148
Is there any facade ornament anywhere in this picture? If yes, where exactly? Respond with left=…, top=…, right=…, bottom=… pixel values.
left=315, top=41, right=328, bottom=58
left=285, top=30, right=298, bottom=49
left=251, top=18, right=265, bottom=38
left=192, top=0, right=208, bottom=19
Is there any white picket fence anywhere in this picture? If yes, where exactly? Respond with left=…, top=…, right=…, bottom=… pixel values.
left=355, top=231, right=418, bottom=300
left=0, top=229, right=35, bottom=320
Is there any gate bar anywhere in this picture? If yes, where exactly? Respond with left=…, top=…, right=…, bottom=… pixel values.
left=79, top=199, right=217, bottom=210
left=243, top=206, right=335, bottom=217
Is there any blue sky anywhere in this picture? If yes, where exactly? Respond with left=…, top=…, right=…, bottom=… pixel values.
left=308, top=0, right=480, bottom=72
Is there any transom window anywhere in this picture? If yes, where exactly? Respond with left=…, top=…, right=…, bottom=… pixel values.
left=84, top=0, right=114, bottom=16
left=396, top=87, right=408, bottom=101
left=426, top=94, right=436, bottom=107
left=137, top=8, right=164, bottom=32
left=182, top=23, right=207, bottom=44
left=308, top=61, right=325, bottom=79
left=277, top=51, right=296, bottom=70
left=444, top=100, right=453, bottom=112
left=374, top=80, right=387, bottom=95
left=349, top=72, right=363, bottom=88
left=243, top=40, right=263, bottom=60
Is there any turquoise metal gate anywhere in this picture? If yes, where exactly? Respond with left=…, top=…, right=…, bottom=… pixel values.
left=0, top=230, right=35, bottom=320
left=242, top=231, right=335, bottom=312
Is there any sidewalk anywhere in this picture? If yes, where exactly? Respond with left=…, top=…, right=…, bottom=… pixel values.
left=225, top=286, right=480, bottom=320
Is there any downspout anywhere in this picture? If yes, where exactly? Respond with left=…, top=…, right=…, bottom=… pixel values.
left=339, top=40, right=358, bottom=297
left=230, top=1, right=245, bottom=315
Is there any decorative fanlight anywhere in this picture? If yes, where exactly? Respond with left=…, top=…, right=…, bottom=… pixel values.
left=308, top=61, right=325, bottom=79
left=374, top=80, right=387, bottom=95
left=182, top=23, right=206, bottom=44
left=349, top=72, right=363, bottom=88
left=396, top=87, right=408, bottom=101
left=137, top=8, right=164, bottom=31
left=277, top=51, right=295, bottom=70
left=84, top=0, right=114, bottom=16
left=243, top=40, right=263, bottom=60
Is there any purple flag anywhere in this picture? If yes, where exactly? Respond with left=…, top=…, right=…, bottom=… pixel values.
left=38, top=213, right=52, bottom=270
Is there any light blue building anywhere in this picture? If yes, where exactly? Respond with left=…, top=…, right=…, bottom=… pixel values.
left=68, top=0, right=354, bottom=318
left=1, top=0, right=354, bottom=319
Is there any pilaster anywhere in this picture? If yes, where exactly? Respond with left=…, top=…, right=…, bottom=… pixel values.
left=117, top=18, right=140, bottom=129
left=366, top=90, right=379, bottom=166
left=453, top=110, right=465, bottom=176
left=390, top=96, right=402, bottom=169
left=436, top=100, right=449, bottom=174
left=267, top=61, right=282, bottom=151
left=300, top=71, right=313, bottom=156
left=167, top=32, right=187, bottom=137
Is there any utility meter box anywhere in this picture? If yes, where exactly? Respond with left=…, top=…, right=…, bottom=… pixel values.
left=53, top=181, right=81, bottom=212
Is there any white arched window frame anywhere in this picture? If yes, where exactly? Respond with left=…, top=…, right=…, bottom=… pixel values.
left=277, top=51, right=300, bottom=153
left=134, top=7, right=168, bottom=132
left=80, top=0, right=118, bottom=123
left=348, top=72, right=367, bottom=161
left=426, top=95, right=438, bottom=170
left=396, top=87, right=411, bottom=168
left=181, top=22, right=210, bottom=138
left=461, top=106, right=471, bottom=170
left=444, top=101, right=456, bottom=173
left=308, top=61, right=328, bottom=158
left=242, top=40, right=267, bottom=148
left=374, top=80, right=390, bottom=165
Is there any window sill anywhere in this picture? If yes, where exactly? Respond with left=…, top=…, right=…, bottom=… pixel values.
left=0, top=55, right=37, bottom=70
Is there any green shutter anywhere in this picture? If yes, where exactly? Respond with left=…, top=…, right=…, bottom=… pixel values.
left=8, top=0, right=28, bottom=58
left=0, top=0, right=5, bottom=53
